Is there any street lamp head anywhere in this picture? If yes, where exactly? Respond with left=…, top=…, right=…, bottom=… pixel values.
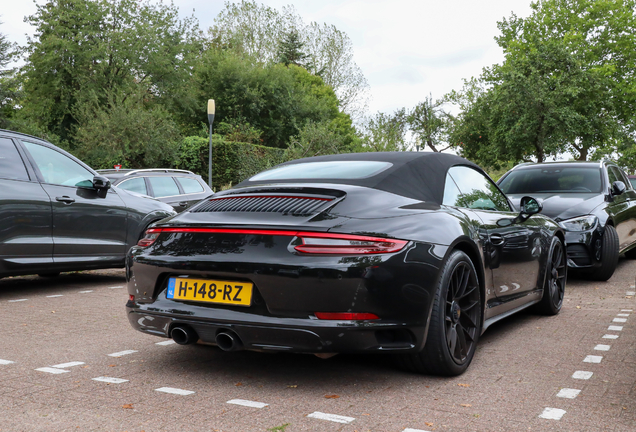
left=207, top=99, right=215, bottom=125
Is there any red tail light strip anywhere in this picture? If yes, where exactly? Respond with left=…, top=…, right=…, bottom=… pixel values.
left=141, top=228, right=408, bottom=254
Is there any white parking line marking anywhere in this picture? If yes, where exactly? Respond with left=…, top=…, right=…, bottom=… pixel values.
left=8, top=299, right=27, bottom=302
left=108, top=286, right=124, bottom=289
left=307, top=412, right=355, bottom=424
left=51, top=361, right=84, bottom=368
left=156, top=340, right=176, bottom=346
left=603, top=334, right=619, bottom=339
left=556, top=388, right=581, bottom=399
left=36, top=367, right=70, bottom=374
left=613, top=318, right=627, bottom=323
left=621, top=309, right=633, bottom=312
left=403, top=429, right=432, bottom=432
left=594, top=344, right=610, bottom=351
left=107, top=350, right=137, bottom=357
left=227, top=399, right=268, bottom=408
left=572, top=371, right=593, bottom=380
left=46, top=295, right=63, bottom=298
left=617, top=313, right=630, bottom=317
left=626, top=291, right=635, bottom=296
left=539, top=408, right=566, bottom=420
left=155, top=387, right=194, bottom=395
left=584, top=355, right=603, bottom=363
left=92, top=377, right=128, bottom=384
left=608, top=325, right=623, bottom=331
left=78, top=290, right=93, bottom=294
left=0, top=359, right=14, bottom=365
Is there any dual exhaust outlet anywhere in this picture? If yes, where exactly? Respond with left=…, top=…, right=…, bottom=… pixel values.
left=170, top=325, right=243, bottom=352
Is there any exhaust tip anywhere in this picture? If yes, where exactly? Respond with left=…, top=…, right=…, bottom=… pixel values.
left=171, top=325, right=198, bottom=345
left=216, top=330, right=243, bottom=352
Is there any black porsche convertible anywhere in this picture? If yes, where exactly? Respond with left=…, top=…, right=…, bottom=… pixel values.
left=126, top=152, right=566, bottom=376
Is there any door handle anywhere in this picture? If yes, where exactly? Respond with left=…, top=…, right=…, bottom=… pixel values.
left=55, top=196, right=75, bottom=204
left=490, top=234, right=505, bottom=246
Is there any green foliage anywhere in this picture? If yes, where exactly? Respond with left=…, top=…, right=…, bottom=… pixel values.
left=285, top=120, right=354, bottom=160
left=408, top=94, right=452, bottom=152
left=73, top=91, right=182, bottom=169
left=0, top=20, right=18, bottom=129
left=359, top=109, right=411, bottom=151
left=177, top=136, right=285, bottom=187
left=20, top=0, right=201, bottom=145
left=193, top=51, right=354, bottom=148
left=277, top=30, right=308, bottom=67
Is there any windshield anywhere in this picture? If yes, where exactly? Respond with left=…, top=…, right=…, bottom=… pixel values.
left=250, top=161, right=392, bottom=181
left=499, top=166, right=603, bottom=194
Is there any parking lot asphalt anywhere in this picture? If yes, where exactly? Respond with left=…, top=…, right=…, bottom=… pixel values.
left=1, top=261, right=635, bottom=432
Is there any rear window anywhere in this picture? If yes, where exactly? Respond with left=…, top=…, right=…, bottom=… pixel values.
left=176, top=177, right=204, bottom=193
left=499, top=166, right=603, bottom=194
left=250, top=161, right=392, bottom=181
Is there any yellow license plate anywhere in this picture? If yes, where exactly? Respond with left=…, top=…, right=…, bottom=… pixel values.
left=166, top=277, right=252, bottom=306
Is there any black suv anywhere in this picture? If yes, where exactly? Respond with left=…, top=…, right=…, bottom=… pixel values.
left=97, top=169, right=213, bottom=213
left=498, top=161, right=636, bottom=281
left=0, top=129, right=176, bottom=278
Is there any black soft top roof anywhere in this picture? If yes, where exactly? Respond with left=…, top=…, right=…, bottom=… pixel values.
left=236, top=152, right=482, bottom=204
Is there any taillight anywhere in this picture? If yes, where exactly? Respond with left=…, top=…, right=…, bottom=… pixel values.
left=293, top=233, right=407, bottom=255
left=315, top=312, right=379, bottom=320
left=137, top=228, right=161, bottom=247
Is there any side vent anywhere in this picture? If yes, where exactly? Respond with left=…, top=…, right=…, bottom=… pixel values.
left=191, top=195, right=334, bottom=216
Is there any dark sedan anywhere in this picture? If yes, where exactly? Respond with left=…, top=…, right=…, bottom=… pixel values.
left=0, top=129, right=176, bottom=278
left=498, top=161, right=636, bottom=281
left=126, top=152, right=565, bottom=376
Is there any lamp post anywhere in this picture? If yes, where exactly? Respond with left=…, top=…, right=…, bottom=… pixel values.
left=207, top=99, right=215, bottom=190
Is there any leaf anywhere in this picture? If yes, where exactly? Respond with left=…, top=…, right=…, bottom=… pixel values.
left=122, top=404, right=133, bottom=409
left=425, top=423, right=434, bottom=427
left=287, top=385, right=297, bottom=388
left=460, top=404, right=472, bottom=407
left=324, top=395, right=340, bottom=399
left=457, top=383, right=470, bottom=387
left=235, top=382, right=242, bottom=386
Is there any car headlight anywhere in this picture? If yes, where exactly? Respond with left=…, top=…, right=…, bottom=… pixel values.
left=558, top=215, right=598, bottom=231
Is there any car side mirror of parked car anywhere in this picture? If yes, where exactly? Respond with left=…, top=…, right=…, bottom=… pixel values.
left=93, top=175, right=111, bottom=190
left=611, top=181, right=626, bottom=196
left=515, top=196, right=542, bottom=223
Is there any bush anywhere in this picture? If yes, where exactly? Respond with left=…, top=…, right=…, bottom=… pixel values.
left=177, top=136, right=286, bottom=188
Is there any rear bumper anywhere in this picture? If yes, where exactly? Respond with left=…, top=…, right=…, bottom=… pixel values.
left=126, top=302, right=423, bottom=353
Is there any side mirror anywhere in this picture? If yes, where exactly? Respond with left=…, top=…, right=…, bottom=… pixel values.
left=612, top=181, right=626, bottom=196
left=93, top=175, right=111, bottom=190
left=514, top=196, right=542, bottom=223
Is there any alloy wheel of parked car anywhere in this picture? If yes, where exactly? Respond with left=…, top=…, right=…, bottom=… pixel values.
left=535, top=237, right=566, bottom=315
left=398, top=250, right=481, bottom=376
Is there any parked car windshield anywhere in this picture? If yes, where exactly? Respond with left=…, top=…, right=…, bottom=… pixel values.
left=499, top=166, right=603, bottom=194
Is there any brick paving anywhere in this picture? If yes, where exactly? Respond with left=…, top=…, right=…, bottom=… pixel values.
left=0, top=260, right=634, bottom=432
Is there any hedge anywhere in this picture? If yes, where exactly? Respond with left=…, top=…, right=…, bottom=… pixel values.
left=177, top=136, right=286, bottom=189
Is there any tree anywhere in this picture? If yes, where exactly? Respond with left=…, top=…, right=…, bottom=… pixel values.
left=0, top=19, right=18, bottom=128
left=210, top=1, right=369, bottom=118
left=276, top=30, right=308, bottom=67
left=359, top=109, right=411, bottom=152
left=408, top=94, right=452, bottom=152
left=19, top=0, right=201, bottom=146
left=284, top=120, right=354, bottom=160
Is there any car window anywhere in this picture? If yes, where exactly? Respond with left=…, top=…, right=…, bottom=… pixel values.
left=447, top=166, right=511, bottom=212
left=0, top=137, right=30, bottom=181
left=500, top=166, right=602, bottom=193
left=250, top=161, right=392, bottom=180
left=176, top=177, right=204, bottom=194
left=23, top=141, right=93, bottom=187
left=148, top=176, right=180, bottom=198
left=442, top=173, right=463, bottom=207
left=118, top=177, right=147, bottom=195
left=607, top=166, right=620, bottom=186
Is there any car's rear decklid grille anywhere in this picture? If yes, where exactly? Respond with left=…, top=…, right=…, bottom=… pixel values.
left=192, top=195, right=334, bottom=216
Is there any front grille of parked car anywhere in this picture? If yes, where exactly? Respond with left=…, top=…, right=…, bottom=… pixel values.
left=191, top=195, right=334, bottom=216
left=567, top=244, right=591, bottom=266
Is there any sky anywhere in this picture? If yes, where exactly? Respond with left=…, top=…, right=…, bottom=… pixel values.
left=0, top=0, right=535, bottom=116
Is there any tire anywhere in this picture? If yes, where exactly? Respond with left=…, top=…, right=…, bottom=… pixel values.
left=38, top=272, right=60, bottom=278
left=591, top=225, right=619, bottom=281
left=396, top=250, right=481, bottom=376
left=534, top=236, right=566, bottom=315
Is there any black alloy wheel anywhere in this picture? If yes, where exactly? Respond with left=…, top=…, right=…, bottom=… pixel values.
left=396, top=250, right=481, bottom=376
left=535, top=236, right=566, bottom=315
